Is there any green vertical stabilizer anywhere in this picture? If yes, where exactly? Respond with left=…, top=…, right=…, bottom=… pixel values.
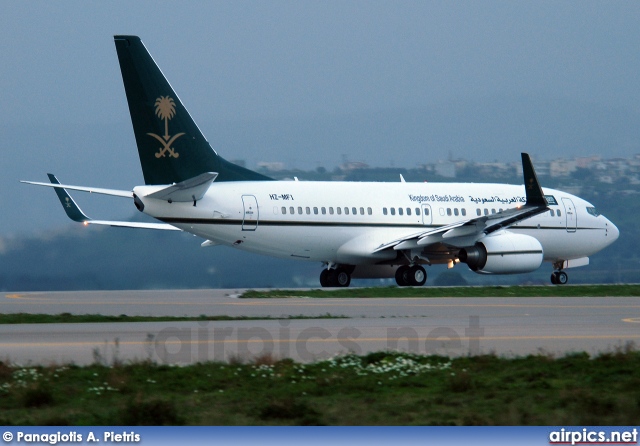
left=114, top=35, right=272, bottom=185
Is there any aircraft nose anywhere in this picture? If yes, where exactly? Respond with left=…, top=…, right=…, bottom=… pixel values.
left=606, top=218, right=619, bottom=244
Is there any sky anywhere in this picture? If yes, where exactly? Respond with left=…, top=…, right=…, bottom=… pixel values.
left=2, top=1, right=640, bottom=236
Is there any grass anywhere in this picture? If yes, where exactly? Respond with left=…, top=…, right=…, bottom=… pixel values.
left=0, top=313, right=349, bottom=325
left=1, top=349, right=640, bottom=425
left=241, top=284, right=640, bottom=298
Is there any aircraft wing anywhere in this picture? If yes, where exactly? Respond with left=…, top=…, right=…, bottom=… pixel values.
left=27, top=174, right=180, bottom=231
left=374, top=153, right=549, bottom=252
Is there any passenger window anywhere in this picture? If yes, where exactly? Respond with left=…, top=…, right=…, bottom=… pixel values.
left=398, top=208, right=403, bottom=216
left=360, top=207, right=364, bottom=215
left=416, top=208, right=421, bottom=216
left=462, top=209, right=466, bottom=216
left=454, top=208, right=459, bottom=216
left=391, top=208, right=396, bottom=216
left=282, top=207, right=287, bottom=214
left=424, top=208, right=429, bottom=216
left=314, top=207, right=319, bottom=215
left=557, top=210, right=561, bottom=217
left=290, top=206, right=295, bottom=214
left=298, top=207, right=303, bottom=214
left=306, top=207, right=311, bottom=215
left=345, top=207, right=350, bottom=215
left=407, top=208, right=411, bottom=216
left=383, top=207, right=388, bottom=215
left=447, top=208, right=452, bottom=216
left=367, top=207, right=372, bottom=215
left=476, top=209, right=481, bottom=216
left=484, top=209, right=489, bottom=216
left=352, top=207, right=357, bottom=215
left=550, top=209, right=555, bottom=217
left=337, top=207, right=342, bottom=215
left=329, top=207, right=334, bottom=215
left=321, top=207, right=326, bottom=215
left=491, top=209, right=496, bottom=214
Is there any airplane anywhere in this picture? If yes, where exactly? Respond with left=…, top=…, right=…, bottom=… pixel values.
left=22, top=35, right=619, bottom=288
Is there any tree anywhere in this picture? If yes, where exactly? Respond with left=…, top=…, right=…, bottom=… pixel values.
left=154, top=96, right=177, bottom=140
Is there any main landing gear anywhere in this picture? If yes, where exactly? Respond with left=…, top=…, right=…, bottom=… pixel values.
left=318, top=264, right=428, bottom=288
left=395, top=265, right=427, bottom=287
left=320, top=267, right=351, bottom=287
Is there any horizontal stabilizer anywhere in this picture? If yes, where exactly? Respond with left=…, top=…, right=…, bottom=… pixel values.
left=21, top=179, right=133, bottom=198
left=145, top=172, right=218, bottom=202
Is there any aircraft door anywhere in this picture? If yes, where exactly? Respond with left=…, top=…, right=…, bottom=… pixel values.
left=421, top=204, right=432, bottom=225
left=561, top=197, right=577, bottom=233
left=242, top=195, right=259, bottom=231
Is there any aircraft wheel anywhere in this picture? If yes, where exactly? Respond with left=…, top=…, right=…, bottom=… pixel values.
left=321, top=268, right=351, bottom=287
left=327, top=268, right=350, bottom=287
left=320, top=269, right=330, bottom=287
left=551, top=271, right=568, bottom=285
left=556, top=271, right=568, bottom=285
left=395, top=265, right=411, bottom=287
left=409, top=265, right=427, bottom=286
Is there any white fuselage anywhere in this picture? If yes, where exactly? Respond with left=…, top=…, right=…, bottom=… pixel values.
left=134, top=180, right=618, bottom=270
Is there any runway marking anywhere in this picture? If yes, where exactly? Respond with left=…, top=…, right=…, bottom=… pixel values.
left=622, top=317, right=640, bottom=323
left=4, top=293, right=43, bottom=300
left=4, top=296, right=640, bottom=310
left=3, top=333, right=640, bottom=348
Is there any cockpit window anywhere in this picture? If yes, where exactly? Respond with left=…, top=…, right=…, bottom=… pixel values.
left=586, top=207, right=599, bottom=217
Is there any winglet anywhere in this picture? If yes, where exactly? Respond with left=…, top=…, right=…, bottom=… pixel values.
left=521, top=153, right=547, bottom=207
left=47, top=174, right=90, bottom=223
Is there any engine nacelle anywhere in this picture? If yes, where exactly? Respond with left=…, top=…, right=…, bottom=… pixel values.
left=458, top=233, right=543, bottom=274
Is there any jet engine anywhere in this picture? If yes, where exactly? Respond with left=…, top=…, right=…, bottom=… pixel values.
left=458, top=232, right=543, bottom=274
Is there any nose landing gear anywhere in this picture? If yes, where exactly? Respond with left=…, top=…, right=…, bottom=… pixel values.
left=551, top=270, right=568, bottom=285
left=550, top=260, right=569, bottom=285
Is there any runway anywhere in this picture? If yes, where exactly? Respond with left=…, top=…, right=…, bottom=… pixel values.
left=2, top=290, right=640, bottom=365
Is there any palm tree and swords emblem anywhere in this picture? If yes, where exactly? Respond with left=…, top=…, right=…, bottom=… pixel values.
left=147, top=96, right=184, bottom=158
